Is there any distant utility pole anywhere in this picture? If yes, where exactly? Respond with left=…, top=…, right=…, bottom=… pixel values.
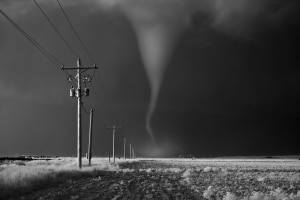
left=106, top=124, right=121, bottom=164
left=132, top=147, right=134, bottom=159
left=62, top=58, right=97, bottom=169
left=124, top=137, right=126, bottom=160
left=87, top=108, right=93, bottom=166
left=129, top=143, right=132, bottom=159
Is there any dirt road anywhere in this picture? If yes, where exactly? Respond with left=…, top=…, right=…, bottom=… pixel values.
left=20, top=170, right=200, bottom=200
left=10, top=159, right=300, bottom=200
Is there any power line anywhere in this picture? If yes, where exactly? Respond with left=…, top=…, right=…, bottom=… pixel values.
left=90, top=78, right=114, bottom=115
left=0, top=8, right=63, bottom=68
left=33, top=0, right=79, bottom=58
left=82, top=91, right=111, bottom=129
left=90, top=68, right=97, bottom=78
left=82, top=102, right=92, bottom=115
left=56, top=0, right=95, bottom=64
left=82, top=97, right=93, bottom=109
left=90, top=82, right=102, bottom=102
left=95, top=70, right=108, bottom=99
left=90, top=70, right=116, bottom=117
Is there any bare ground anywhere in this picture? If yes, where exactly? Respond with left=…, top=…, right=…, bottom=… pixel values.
left=16, top=170, right=200, bottom=200
left=7, top=159, right=300, bottom=200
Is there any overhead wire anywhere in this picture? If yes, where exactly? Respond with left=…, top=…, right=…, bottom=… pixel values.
left=33, top=0, right=79, bottom=59
left=30, top=0, right=116, bottom=127
left=0, top=8, right=63, bottom=68
left=91, top=71, right=111, bottom=107
left=53, top=0, right=101, bottom=107
left=85, top=70, right=118, bottom=128
left=89, top=82, right=101, bottom=101
left=1, top=4, right=104, bottom=125
left=32, top=0, right=95, bottom=89
left=91, top=70, right=116, bottom=120
left=81, top=100, right=92, bottom=115
left=90, top=68, right=97, bottom=78
left=95, top=70, right=105, bottom=92
left=56, top=0, right=96, bottom=64
left=82, top=97, right=110, bottom=129
left=56, top=5, right=121, bottom=131
left=1, top=3, right=79, bottom=87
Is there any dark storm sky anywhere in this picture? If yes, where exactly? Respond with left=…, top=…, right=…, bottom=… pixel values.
left=0, top=0, right=299, bottom=157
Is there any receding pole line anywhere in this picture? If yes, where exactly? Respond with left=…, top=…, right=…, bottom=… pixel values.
left=129, top=143, right=132, bottom=159
left=132, top=147, right=135, bottom=159
left=124, top=137, right=126, bottom=160
left=106, top=124, right=121, bottom=164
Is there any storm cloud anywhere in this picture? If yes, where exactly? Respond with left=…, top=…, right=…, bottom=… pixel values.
left=1, top=0, right=299, bottom=157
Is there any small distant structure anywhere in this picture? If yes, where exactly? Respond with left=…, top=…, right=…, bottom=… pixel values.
left=178, top=154, right=193, bottom=159
left=265, top=156, right=273, bottom=159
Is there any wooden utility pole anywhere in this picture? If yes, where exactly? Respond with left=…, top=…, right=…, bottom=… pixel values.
left=62, top=58, right=97, bottom=169
left=124, top=137, right=126, bottom=160
left=87, top=108, right=93, bottom=166
left=106, top=124, right=121, bottom=164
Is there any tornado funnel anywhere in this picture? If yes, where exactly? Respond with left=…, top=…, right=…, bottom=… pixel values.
left=121, top=2, right=189, bottom=142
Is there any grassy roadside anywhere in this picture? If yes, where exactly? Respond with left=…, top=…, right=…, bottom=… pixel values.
left=0, top=157, right=118, bottom=199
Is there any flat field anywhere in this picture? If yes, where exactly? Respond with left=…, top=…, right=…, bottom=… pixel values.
left=1, top=157, right=300, bottom=199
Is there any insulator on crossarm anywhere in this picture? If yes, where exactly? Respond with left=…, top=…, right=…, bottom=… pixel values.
left=70, top=87, right=75, bottom=97
left=84, top=87, right=89, bottom=96
left=86, top=75, right=92, bottom=82
left=67, top=75, right=72, bottom=82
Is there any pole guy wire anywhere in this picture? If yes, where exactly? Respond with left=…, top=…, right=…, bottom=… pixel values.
left=33, top=0, right=79, bottom=59
left=56, top=0, right=96, bottom=64
left=0, top=8, right=63, bottom=68
left=82, top=98, right=93, bottom=114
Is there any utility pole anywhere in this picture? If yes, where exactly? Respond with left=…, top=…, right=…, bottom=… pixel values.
left=129, top=143, right=132, bottom=159
left=87, top=108, right=93, bottom=166
left=132, top=147, right=135, bottom=159
left=106, top=124, right=121, bottom=164
left=62, top=58, right=97, bottom=169
left=124, top=137, right=126, bottom=160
